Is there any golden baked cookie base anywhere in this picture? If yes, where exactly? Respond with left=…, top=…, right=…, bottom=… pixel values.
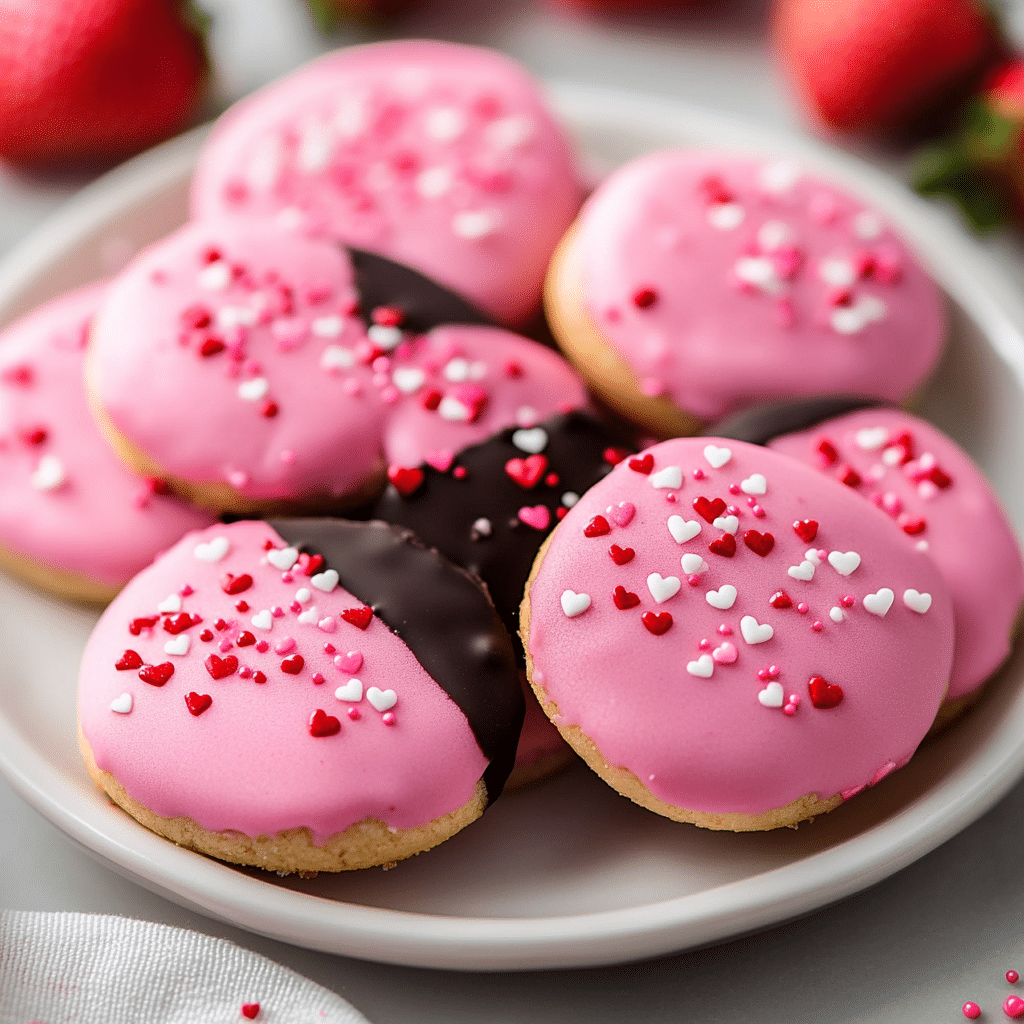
left=0, top=540, right=120, bottom=604
left=80, top=729, right=487, bottom=873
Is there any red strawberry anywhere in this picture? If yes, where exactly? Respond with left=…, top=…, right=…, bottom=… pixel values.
left=0, top=0, right=208, bottom=166
left=772, top=0, right=998, bottom=133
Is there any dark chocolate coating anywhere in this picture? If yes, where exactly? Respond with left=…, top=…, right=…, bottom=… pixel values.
left=706, top=396, right=883, bottom=447
left=371, top=412, right=635, bottom=661
left=269, top=518, right=523, bottom=804
left=346, top=247, right=494, bottom=333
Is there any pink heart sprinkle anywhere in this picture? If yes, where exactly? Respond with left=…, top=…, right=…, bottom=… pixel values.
left=518, top=505, right=551, bottom=531
left=712, top=642, right=737, bottom=664
left=425, top=450, right=455, bottom=472
left=274, top=637, right=296, bottom=655
left=335, top=651, right=363, bottom=674
left=318, top=617, right=336, bottom=633
left=606, top=501, right=635, bottom=527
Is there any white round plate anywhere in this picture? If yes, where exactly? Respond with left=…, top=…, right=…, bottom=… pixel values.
left=2, top=83, right=1024, bottom=972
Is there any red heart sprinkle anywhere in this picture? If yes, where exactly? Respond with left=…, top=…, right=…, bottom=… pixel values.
left=220, top=573, right=253, bottom=595
left=709, top=533, right=737, bottom=557
left=742, top=530, right=775, bottom=556
left=769, top=590, right=793, bottom=609
left=504, top=454, right=548, bottom=489
left=816, top=438, right=839, bottom=466
left=309, top=709, right=341, bottom=737
left=205, top=654, right=238, bottom=680
left=162, top=613, right=195, bottom=636
left=583, top=515, right=611, bottom=538
left=929, top=465, right=952, bottom=489
left=693, top=496, right=727, bottom=523
left=641, top=611, right=673, bottom=635
left=341, top=606, right=373, bottom=630
left=628, top=454, right=654, bottom=475
left=241, top=1004, right=260, bottom=1020
left=808, top=675, right=844, bottom=710
left=296, top=552, right=324, bottom=576
left=388, top=465, right=424, bottom=497
left=253, top=671, right=266, bottom=685
left=139, top=663, right=174, bottom=686
left=128, top=616, right=159, bottom=636
left=199, top=336, right=225, bottom=358
left=281, top=655, right=305, bottom=675
left=889, top=432, right=914, bottom=465
left=633, top=287, right=657, bottom=308
left=837, top=465, right=861, bottom=488
left=421, top=388, right=442, bottom=411
left=793, top=519, right=818, bottom=542
left=603, top=447, right=629, bottom=466
left=613, top=586, right=640, bottom=610
left=115, top=650, right=142, bottom=671
left=236, top=631, right=256, bottom=647
left=185, top=692, right=213, bottom=716
left=609, top=544, right=635, bottom=565
left=200, top=629, right=214, bottom=642
left=901, top=516, right=926, bottom=535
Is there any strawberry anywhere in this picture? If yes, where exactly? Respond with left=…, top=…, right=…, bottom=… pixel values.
left=772, top=0, right=999, bottom=133
left=0, top=0, right=208, bottom=166
left=913, top=57, right=1024, bottom=229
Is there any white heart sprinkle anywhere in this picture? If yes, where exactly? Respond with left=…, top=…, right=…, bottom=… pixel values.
left=251, top=609, right=273, bottom=631
left=758, top=681, right=784, bottom=708
left=438, top=397, right=472, bottom=422
left=318, top=617, right=337, bottom=632
left=706, top=585, right=737, bottom=610
left=335, top=678, right=363, bottom=702
left=788, top=560, right=815, bottom=582
left=650, top=466, right=683, bottom=490
left=561, top=492, right=579, bottom=508
left=416, top=165, right=453, bottom=199
left=829, top=607, right=845, bottom=623
left=31, top=454, right=66, bottom=491
left=238, top=377, right=269, bottom=402
left=193, top=536, right=230, bottom=563
left=157, top=594, right=182, bottom=613
left=740, top=615, right=774, bottom=645
left=561, top=590, right=591, bottom=617
left=712, top=641, right=738, bottom=664
left=686, top=654, right=715, bottom=679
left=647, top=573, right=681, bottom=604
left=298, top=606, right=319, bottom=625
left=425, top=105, right=466, bottom=141
left=828, top=551, right=862, bottom=576
left=806, top=548, right=823, bottom=565
left=443, top=357, right=470, bottom=382
left=734, top=256, right=784, bottom=295
left=368, top=324, right=403, bottom=350
left=487, top=114, right=533, bottom=150
left=668, top=517, right=701, bottom=544
left=311, top=569, right=339, bottom=593
left=863, top=588, right=895, bottom=616
left=681, top=553, right=708, bottom=574
left=319, top=345, right=355, bottom=372
left=312, top=316, right=344, bottom=339
left=707, top=202, right=745, bottom=231
left=855, top=426, right=889, bottom=451
left=713, top=515, right=739, bottom=535
left=760, top=160, right=801, bottom=194
left=740, top=474, right=767, bottom=495
left=472, top=517, right=492, bottom=536
left=853, top=210, right=883, bottom=240
left=266, top=546, right=299, bottom=571
left=512, top=427, right=548, bottom=454
left=819, top=256, right=857, bottom=288
left=295, top=588, right=312, bottom=604
left=198, top=260, right=231, bottom=291
left=757, top=220, right=794, bottom=251
left=453, top=209, right=498, bottom=239
left=392, top=367, right=426, bottom=394
left=904, top=589, right=932, bottom=614
left=703, top=444, right=732, bottom=469
left=164, top=634, right=190, bottom=656
left=367, top=686, right=398, bottom=712
left=110, top=693, right=133, bottom=714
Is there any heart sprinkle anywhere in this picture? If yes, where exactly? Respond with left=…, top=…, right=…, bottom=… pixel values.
left=740, top=616, right=774, bottom=645
left=641, top=611, right=673, bottom=635
left=367, top=686, right=398, bottom=712
left=266, top=546, right=299, bottom=571
left=828, top=550, right=862, bottom=576
left=742, top=530, right=775, bottom=556
left=115, top=650, right=143, bottom=671
left=139, top=662, right=174, bottom=686
left=808, top=675, right=844, bottom=709
left=740, top=473, right=767, bottom=495
left=561, top=590, right=591, bottom=617
left=609, top=544, right=635, bottom=565
left=686, top=654, right=715, bottom=678
left=185, top=692, right=213, bottom=716
left=281, top=655, right=305, bottom=675
left=863, top=588, right=895, bottom=616
left=712, top=641, right=738, bottom=664
left=518, top=505, right=551, bottom=530
left=668, top=516, right=701, bottom=543
left=505, top=454, right=548, bottom=489
left=607, top=501, right=635, bottom=527
left=583, top=514, right=611, bottom=538
left=706, top=585, right=737, bottom=610
left=341, top=606, right=373, bottom=630
left=205, top=654, right=238, bottom=680
left=770, top=590, right=793, bottom=609
left=647, top=573, right=681, bottom=603
left=793, top=519, right=818, bottom=542
left=629, top=454, right=654, bottom=475
left=335, top=678, right=363, bottom=702
left=110, top=693, right=132, bottom=714
left=703, top=444, right=732, bottom=468
left=311, top=569, right=339, bottom=593
left=693, top=496, right=727, bottom=523
left=613, top=586, right=640, bottom=610
left=650, top=465, right=683, bottom=489
left=220, top=573, right=252, bottom=595
left=709, top=533, right=737, bottom=558
left=758, top=682, right=784, bottom=708
left=388, top=465, right=424, bottom=497
left=903, top=589, right=932, bottom=613
left=309, top=709, right=341, bottom=737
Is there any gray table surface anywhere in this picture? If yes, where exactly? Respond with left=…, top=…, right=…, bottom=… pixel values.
left=4, top=1, right=1024, bottom=1020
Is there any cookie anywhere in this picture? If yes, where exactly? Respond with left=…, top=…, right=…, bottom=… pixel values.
left=763, top=406, right=1023, bottom=721
left=545, top=149, right=946, bottom=436
left=191, top=40, right=581, bottom=326
left=521, top=437, right=954, bottom=830
left=0, top=284, right=215, bottom=602
left=78, top=519, right=523, bottom=873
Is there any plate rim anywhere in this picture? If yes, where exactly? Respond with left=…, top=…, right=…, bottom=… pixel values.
left=2, top=81, right=1024, bottom=971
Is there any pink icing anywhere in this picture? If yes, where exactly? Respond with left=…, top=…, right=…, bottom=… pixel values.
left=0, top=285, right=214, bottom=588
left=191, top=40, right=581, bottom=326
left=577, top=151, right=945, bottom=420
left=89, top=218, right=586, bottom=503
left=526, top=438, right=954, bottom=816
left=78, top=521, right=488, bottom=840
left=769, top=408, right=1024, bottom=702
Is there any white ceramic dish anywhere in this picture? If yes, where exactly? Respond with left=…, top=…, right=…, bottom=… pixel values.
left=2, top=84, right=1024, bottom=972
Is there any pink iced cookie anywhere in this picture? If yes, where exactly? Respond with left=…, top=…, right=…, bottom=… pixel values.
left=0, top=284, right=214, bottom=602
left=78, top=519, right=522, bottom=872
left=191, top=40, right=581, bottom=326
left=546, top=149, right=945, bottom=434
left=87, top=218, right=391, bottom=513
left=381, top=324, right=588, bottom=470
left=522, top=438, right=954, bottom=829
left=769, top=408, right=1023, bottom=712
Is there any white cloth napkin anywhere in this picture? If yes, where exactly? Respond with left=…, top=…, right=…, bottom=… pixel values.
left=0, top=911, right=373, bottom=1024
